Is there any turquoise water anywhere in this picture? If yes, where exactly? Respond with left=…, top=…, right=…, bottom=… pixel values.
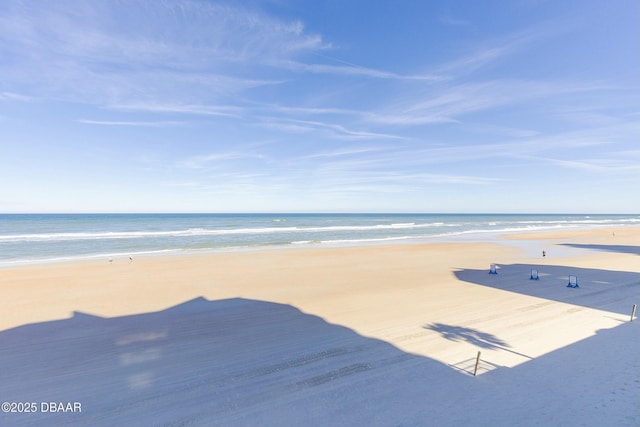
left=0, top=213, right=638, bottom=266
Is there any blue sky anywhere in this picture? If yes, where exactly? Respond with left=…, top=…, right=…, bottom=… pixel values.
left=0, top=0, right=638, bottom=213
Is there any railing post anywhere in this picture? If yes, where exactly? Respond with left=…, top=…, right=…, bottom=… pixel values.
left=473, top=351, right=482, bottom=376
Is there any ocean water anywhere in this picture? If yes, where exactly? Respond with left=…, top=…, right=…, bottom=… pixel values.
left=0, top=213, right=638, bottom=266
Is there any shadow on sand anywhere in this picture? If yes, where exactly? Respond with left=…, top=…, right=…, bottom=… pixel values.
left=454, top=264, right=640, bottom=316
left=0, top=297, right=458, bottom=426
left=0, top=297, right=637, bottom=426
left=424, top=323, right=532, bottom=362
left=424, top=323, right=509, bottom=349
left=559, top=243, right=640, bottom=256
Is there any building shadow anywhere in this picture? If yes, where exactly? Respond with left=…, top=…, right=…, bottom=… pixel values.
left=453, top=264, right=640, bottom=316
left=0, top=296, right=636, bottom=426
left=482, top=322, right=640, bottom=426
left=0, top=297, right=459, bottom=427
left=559, top=243, right=640, bottom=256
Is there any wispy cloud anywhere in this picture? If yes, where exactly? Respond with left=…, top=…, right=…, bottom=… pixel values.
left=0, top=1, right=326, bottom=65
left=303, top=146, right=388, bottom=159
left=0, top=92, right=32, bottom=102
left=160, top=181, right=201, bottom=188
left=265, top=104, right=363, bottom=117
left=178, top=151, right=265, bottom=170
left=78, top=119, right=185, bottom=127
left=439, top=14, right=472, bottom=27
left=298, top=118, right=638, bottom=175
left=109, top=103, right=244, bottom=118
left=369, top=80, right=612, bottom=125
left=0, top=1, right=325, bottom=106
left=433, top=28, right=549, bottom=77
left=469, top=124, right=541, bottom=138
left=307, top=168, right=504, bottom=197
left=516, top=151, right=640, bottom=174
left=255, top=118, right=404, bottom=140
left=278, top=60, right=445, bottom=81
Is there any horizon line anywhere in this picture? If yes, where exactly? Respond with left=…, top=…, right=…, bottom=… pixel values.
left=1, top=212, right=638, bottom=216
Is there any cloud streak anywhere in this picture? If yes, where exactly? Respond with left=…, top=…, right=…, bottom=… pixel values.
left=0, top=0, right=325, bottom=106
left=109, top=102, right=245, bottom=118
left=178, top=151, right=266, bottom=170
left=279, top=60, right=445, bottom=81
left=369, top=80, right=612, bottom=125
left=78, top=119, right=185, bottom=127
left=255, top=118, right=404, bottom=141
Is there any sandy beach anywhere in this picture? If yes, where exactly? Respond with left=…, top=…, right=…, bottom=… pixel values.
left=1, top=227, right=638, bottom=426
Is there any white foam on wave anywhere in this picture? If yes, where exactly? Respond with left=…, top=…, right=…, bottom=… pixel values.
left=0, top=217, right=634, bottom=244
left=2, top=215, right=638, bottom=267
left=0, top=222, right=453, bottom=242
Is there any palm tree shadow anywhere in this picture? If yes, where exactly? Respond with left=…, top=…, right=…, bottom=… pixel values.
left=424, top=323, right=510, bottom=350
left=423, top=323, right=532, bottom=360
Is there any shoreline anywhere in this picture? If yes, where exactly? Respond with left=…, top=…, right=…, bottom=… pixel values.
left=1, top=226, right=638, bottom=329
left=2, top=224, right=638, bottom=269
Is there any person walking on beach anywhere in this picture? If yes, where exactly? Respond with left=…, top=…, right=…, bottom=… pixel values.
left=542, top=250, right=546, bottom=258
